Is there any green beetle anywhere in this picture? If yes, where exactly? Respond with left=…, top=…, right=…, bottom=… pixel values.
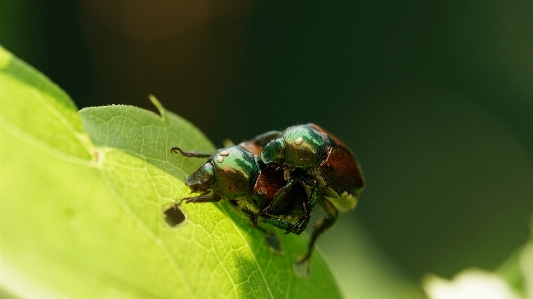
left=171, top=141, right=313, bottom=236
left=258, top=123, right=365, bottom=263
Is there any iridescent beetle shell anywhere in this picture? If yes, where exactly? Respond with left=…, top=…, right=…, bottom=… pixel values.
left=260, top=123, right=364, bottom=211
left=186, top=146, right=258, bottom=199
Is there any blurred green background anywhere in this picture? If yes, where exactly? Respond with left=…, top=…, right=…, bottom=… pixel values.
left=2, top=0, right=532, bottom=294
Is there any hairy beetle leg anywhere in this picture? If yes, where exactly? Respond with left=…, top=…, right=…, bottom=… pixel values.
left=175, top=195, right=222, bottom=208
left=296, top=198, right=338, bottom=264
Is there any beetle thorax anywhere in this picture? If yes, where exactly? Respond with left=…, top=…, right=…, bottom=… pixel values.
left=212, top=147, right=259, bottom=198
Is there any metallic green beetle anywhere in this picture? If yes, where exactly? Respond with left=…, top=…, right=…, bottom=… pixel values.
left=171, top=142, right=313, bottom=235
left=257, top=123, right=365, bottom=263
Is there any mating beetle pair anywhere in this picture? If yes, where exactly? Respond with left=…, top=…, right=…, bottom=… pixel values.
left=171, top=139, right=311, bottom=236
left=171, top=124, right=365, bottom=265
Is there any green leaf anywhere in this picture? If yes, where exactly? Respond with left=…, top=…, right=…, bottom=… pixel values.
left=0, top=45, right=341, bottom=298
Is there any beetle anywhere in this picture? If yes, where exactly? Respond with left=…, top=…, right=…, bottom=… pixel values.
left=170, top=140, right=313, bottom=236
left=257, top=124, right=365, bottom=263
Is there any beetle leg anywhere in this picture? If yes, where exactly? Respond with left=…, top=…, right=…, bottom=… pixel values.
left=175, top=195, right=222, bottom=207
left=238, top=207, right=290, bottom=236
left=171, top=146, right=212, bottom=158
left=241, top=202, right=300, bottom=236
left=259, top=180, right=294, bottom=216
left=261, top=215, right=299, bottom=235
left=285, top=184, right=320, bottom=235
left=236, top=208, right=283, bottom=254
left=283, top=202, right=308, bottom=235
left=296, top=197, right=338, bottom=264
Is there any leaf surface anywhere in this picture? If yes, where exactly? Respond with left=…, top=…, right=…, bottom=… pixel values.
left=0, top=45, right=341, bottom=299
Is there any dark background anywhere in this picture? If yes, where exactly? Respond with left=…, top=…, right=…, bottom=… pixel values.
left=3, top=0, right=532, bottom=285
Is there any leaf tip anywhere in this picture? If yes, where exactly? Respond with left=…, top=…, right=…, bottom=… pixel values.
left=148, top=95, right=166, bottom=120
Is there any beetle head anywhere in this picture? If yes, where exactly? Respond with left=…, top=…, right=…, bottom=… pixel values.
left=185, top=162, right=215, bottom=193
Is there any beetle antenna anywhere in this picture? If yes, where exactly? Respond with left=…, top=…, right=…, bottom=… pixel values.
left=171, top=147, right=212, bottom=158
